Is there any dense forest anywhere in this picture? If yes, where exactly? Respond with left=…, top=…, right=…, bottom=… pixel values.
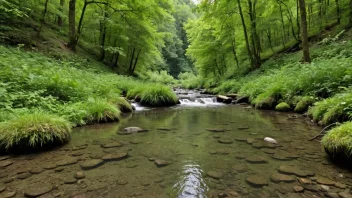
left=1, top=0, right=352, bottom=164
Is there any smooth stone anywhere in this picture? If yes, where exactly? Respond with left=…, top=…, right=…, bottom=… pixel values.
left=217, top=149, right=230, bottom=155
left=270, top=173, right=296, bottom=183
left=317, top=177, right=335, bottom=185
left=0, top=161, right=13, bottom=168
left=232, top=164, right=248, bottom=173
left=4, top=191, right=16, bottom=198
left=157, top=127, right=172, bottom=131
left=217, top=139, right=233, bottom=144
left=16, top=172, right=32, bottom=179
left=0, top=186, right=6, bottom=192
left=246, top=175, right=269, bottom=187
left=154, top=160, right=171, bottom=167
left=71, top=152, right=84, bottom=157
left=335, top=182, right=347, bottom=189
left=298, top=177, right=312, bottom=184
left=140, top=181, right=150, bottom=186
left=130, top=140, right=141, bottom=144
left=206, top=128, right=225, bottom=132
left=57, top=158, right=78, bottom=166
left=252, top=142, right=276, bottom=149
left=3, top=178, right=13, bottom=183
left=261, top=148, right=276, bottom=154
left=0, top=172, right=8, bottom=178
left=245, top=156, right=267, bottom=163
left=0, top=156, right=10, bottom=161
left=119, top=127, right=148, bottom=135
left=24, top=184, right=53, bottom=197
left=234, top=137, right=247, bottom=142
left=277, top=165, right=308, bottom=177
left=75, top=172, right=85, bottom=179
left=302, top=184, right=319, bottom=192
left=293, top=185, right=304, bottom=192
left=80, top=159, right=104, bottom=170
left=209, top=151, right=217, bottom=154
left=235, top=154, right=246, bottom=159
left=16, top=167, right=31, bottom=174
left=101, top=142, right=123, bottom=148
left=320, top=185, right=330, bottom=192
left=30, top=167, right=44, bottom=174
left=102, top=153, right=128, bottom=161
left=207, top=171, right=223, bottom=179
left=213, top=135, right=221, bottom=139
left=44, top=164, right=57, bottom=170
left=246, top=138, right=256, bottom=144
left=54, top=167, right=64, bottom=172
left=338, top=190, right=352, bottom=198
left=64, top=177, right=78, bottom=184
left=325, top=192, right=340, bottom=198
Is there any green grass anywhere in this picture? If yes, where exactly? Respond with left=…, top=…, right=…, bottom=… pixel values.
left=275, top=102, right=291, bottom=112
left=140, top=86, right=179, bottom=106
left=0, top=111, right=71, bottom=151
left=322, top=122, right=352, bottom=158
left=294, top=96, right=315, bottom=113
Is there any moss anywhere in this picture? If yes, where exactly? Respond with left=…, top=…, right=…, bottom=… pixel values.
left=253, top=92, right=277, bottom=110
left=294, top=96, right=315, bottom=113
left=140, top=86, right=178, bottom=107
left=110, top=97, right=133, bottom=113
left=0, top=111, right=71, bottom=151
left=275, top=102, right=291, bottom=112
left=322, top=122, right=352, bottom=159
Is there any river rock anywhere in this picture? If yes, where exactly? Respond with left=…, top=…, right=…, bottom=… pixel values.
left=246, top=138, right=257, bottom=144
left=0, top=160, right=13, bottom=168
left=80, top=159, right=104, bottom=170
left=117, top=179, right=128, bottom=185
left=55, top=167, right=64, bottom=172
left=30, top=167, right=44, bottom=174
left=207, top=171, right=223, bottom=179
left=270, top=173, right=296, bottom=183
left=264, top=137, right=278, bottom=144
left=335, top=182, right=347, bottom=189
left=234, top=137, right=247, bottom=142
left=277, top=165, right=308, bottom=177
left=217, top=139, right=233, bottom=144
left=325, top=192, right=340, bottom=198
left=294, top=186, right=304, bottom=192
left=216, top=149, right=230, bottom=155
left=154, top=160, right=171, bottom=167
left=261, top=148, right=276, bottom=154
left=64, top=177, right=78, bottom=184
left=232, top=164, right=248, bottom=173
left=235, top=154, right=246, bottom=159
left=317, top=177, right=335, bottom=185
left=245, top=156, right=267, bottom=163
left=119, top=127, right=148, bottom=135
left=75, top=172, right=85, bottom=179
left=24, top=184, right=53, bottom=197
left=17, top=172, right=32, bottom=179
left=298, top=177, right=312, bottom=184
left=338, top=190, right=352, bottom=198
left=101, top=142, right=123, bottom=148
left=157, top=127, right=172, bottom=131
left=216, top=95, right=232, bottom=104
left=44, top=164, right=57, bottom=170
left=206, top=128, right=225, bottom=132
left=246, top=175, right=269, bottom=187
left=57, top=158, right=78, bottom=166
left=102, top=153, right=128, bottom=161
left=0, top=156, right=10, bottom=161
left=4, top=191, right=16, bottom=198
left=3, top=178, right=13, bottom=183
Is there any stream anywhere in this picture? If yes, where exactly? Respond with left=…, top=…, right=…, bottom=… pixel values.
left=1, top=90, right=352, bottom=198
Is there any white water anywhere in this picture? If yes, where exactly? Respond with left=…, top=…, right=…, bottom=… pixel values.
left=179, top=97, right=224, bottom=107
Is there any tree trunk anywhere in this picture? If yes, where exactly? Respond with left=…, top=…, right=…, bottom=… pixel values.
left=58, top=0, right=64, bottom=26
left=236, top=0, right=254, bottom=68
left=98, top=6, right=108, bottom=61
left=298, top=0, right=311, bottom=63
left=132, top=49, right=141, bottom=74
left=335, top=0, right=340, bottom=24
left=76, top=0, right=88, bottom=45
left=350, top=0, right=352, bottom=26
left=296, top=0, right=300, bottom=38
left=278, top=3, right=286, bottom=42
left=248, top=0, right=261, bottom=68
left=68, top=0, right=76, bottom=51
left=266, top=29, right=274, bottom=52
left=37, top=0, right=49, bottom=38
left=129, top=47, right=136, bottom=73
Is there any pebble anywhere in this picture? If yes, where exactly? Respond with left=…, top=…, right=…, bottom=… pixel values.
left=246, top=175, right=269, bottom=187
left=75, top=172, right=85, bottom=179
left=4, top=191, right=16, bottom=198
left=64, top=177, right=78, bottom=184
left=293, top=185, right=304, bottom=192
left=245, top=156, right=267, bottom=163
left=80, top=159, right=104, bottom=170
left=24, top=184, right=53, bottom=197
left=30, top=167, right=44, bottom=174
left=317, top=177, right=335, bottom=186
left=154, top=160, right=171, bottom=167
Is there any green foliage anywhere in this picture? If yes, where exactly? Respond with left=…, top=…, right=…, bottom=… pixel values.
left=275, top=102, right=291, bottom=112
left=294, top=96, right=315, bottom=113
left=322, top=122, right=352, bottom=158
left=84, top=99, right=121, bottom=124
left=0, top=111, right=71, bottom=151
left=212, top=80, right=241, bottom=94
left=110, top=97, right=133, bottom=113
left=178, top=72, right=203, bottom=89
left=140, top=86, right=178, bottom=107
left=142, top=71, right=176, bottom=85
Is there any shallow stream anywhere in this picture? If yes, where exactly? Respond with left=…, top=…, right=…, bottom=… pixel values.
left=1, top=104, right=352, bottom=198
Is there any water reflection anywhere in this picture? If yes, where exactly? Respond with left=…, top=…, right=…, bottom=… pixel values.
left=173, top=161, right=208, bottom=198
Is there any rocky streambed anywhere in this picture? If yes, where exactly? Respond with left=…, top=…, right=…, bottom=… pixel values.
left=0, top=105, right=351, bottom=198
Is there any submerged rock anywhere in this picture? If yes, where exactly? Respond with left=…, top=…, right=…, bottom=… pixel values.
left=245, top=156, right=267, bottom=163
left=207, top=171, right=223, bottom=179
left=232, top=164, right=248, bottom=173
left=246, top=175, right=269, bottom=187
left=57, top=158, right=78, bottom=166
left=317, top=177, right=335, bottom=186
left=75, top=172, right=85, bottom=179
left=16, top=172, right=32, bottom=180
left=206, top=128, right=226, bottom=132
left=101, top=142, right=123, bottom=148
left=216, top=95, right=232, bottom=104
left=80, top=159, right=104, bottom=170
left=24, top=184, right=53, bottom=197
left=270, top=173, right=296, bottom=183
left=102, top=153, right=128, bottom=161
left=217, top=139, right=233, bottom=144
left=4, top=191, right=16, bottom=198
left=154, top=159, right=171, bottom=167
left=0, top=160, right=13, bottom=168
left=118, top=127, right=148, bottom=135
left=277, top=165, right=311, bottom=177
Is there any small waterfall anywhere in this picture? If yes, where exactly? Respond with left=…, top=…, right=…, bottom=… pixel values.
left=179, top=97, right=223, bottom=107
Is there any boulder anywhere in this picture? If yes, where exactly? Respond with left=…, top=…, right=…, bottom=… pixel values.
left=216, top=95, right=232, bottom=104
left=235, top=96, right=249, bottom=104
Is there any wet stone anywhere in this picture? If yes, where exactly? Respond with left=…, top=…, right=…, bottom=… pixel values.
left=207, top=171, right=223, bottom=179
left=338, top=190, right=352, bottom=198
left=101, top=142, right=123, bottom=148
left=252, top=142, right=276, bottom=149
left=16, top=172, right=32, bottom=179
left=0, top=160, right=13, bottom=168
left=30, top=167, right=44, bottom=174
left=246, top=138, right=257, bottom=144
left=325, top=192, right=340, bottom=198
left=0, top=186, right=6, bottom=192
left=119, top=127, right=148, bottom=135
left=298, top=177, right=312, bottom=184
left=44, top=164, right=57, bottom=170
left=234, top=137, right=247, bottom=142
left=335, top=182, right=347, bottom=189
left=71, top=151, right=84, bottom=157
left=57, top=158, right=78, bottom=166
left=155, top=160, right=171, bottom=167
left=261, top=148, right=276, bottom=154
left=294, top=185, right=304, bottom=192
left=126, top=163, right=138, bottom=168
left=16, top=167, right=31, bottom=174
left=245, top=156, right=267, bottom=163
left=206, top=128, right=225, bottom=132
left=232, top=164, right=248, bottom=173
left=3, top=178, right=13, bottom=183
left=0, top=172, right=8, bottom=178
left=0, top=156, right=10, bottom=161
left=235, top=154, right=246, bottom=159
left=216, top=149, right=230, bottom=155
left=209, top=151, right=217, bottom=154
left=64, top=177, right=78, bottom=184
left=157, top=127, right=172, bottom=131
left=270, top=173, right=296, bottom=183
left=54, top=167, right=64, bottom=172
left=102, top=153, right=128, bottom=161
left=4, top=191, right=16, bottom=198
left=213, top=135, right=221, bottom=139
left=302, top=184, right=319, bottom=192
left=246, top=175, right=269, bottom=187
left=217, top=139, right=233, bottom=144
left=24, top=184, right=53, bottom=197
left=140, top=181, right=150, bottom=186
left=277, top=165, right=308, bottom=177
left=317, top=177, right=335, bottom=186
left=75, top=172, right=85, bottom=179
left=80, top=159, right=104, bottom=170
left=130, top=140, right=141, bottom=144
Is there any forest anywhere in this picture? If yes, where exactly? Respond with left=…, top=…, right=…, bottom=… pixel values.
left=0, top=0, right=352, bottom=180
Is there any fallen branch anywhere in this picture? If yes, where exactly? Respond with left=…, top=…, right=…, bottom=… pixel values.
left=308, top=122, right=339, bottom=141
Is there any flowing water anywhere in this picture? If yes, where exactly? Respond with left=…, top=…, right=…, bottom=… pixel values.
left=1, top=99, right=352, bottom=198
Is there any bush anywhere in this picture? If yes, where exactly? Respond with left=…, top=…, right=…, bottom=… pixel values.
left=0, top=111, right=71, bottom=151
left=275, top=102, right=291, bottom=112
left=322, top=122, right=352, bottom=159
left=143, top=70, right=175, bottom=84
left=212, top=80, right=241, bottom=94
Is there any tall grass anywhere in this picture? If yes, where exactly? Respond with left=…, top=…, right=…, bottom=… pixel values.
left=322, top=122, right=352, bottom=158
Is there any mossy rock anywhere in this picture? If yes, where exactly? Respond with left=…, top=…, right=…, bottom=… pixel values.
left=0, top=112, right=72, bottom=152
left=322, top=122, right=352, bottom=160
left=275, top=102, right=291, bottom=112
left=294, top=96, right=315, bottom=113
left=255, top=96, right=276, bottom=110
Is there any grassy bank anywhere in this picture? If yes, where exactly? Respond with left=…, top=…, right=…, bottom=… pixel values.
left=0, top=45, right=178, bottom=152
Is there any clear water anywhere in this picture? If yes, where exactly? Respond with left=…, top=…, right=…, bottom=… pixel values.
left=1, top=105, right=352, bottom=198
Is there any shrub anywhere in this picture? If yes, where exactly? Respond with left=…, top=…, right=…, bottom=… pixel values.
left=275, top=102, right=291, bottom=112
left=140, top=86, right=178, bottom=106
left=294, top=96, right=315, bottom=113
left=322, top=122, right=352, bottom=159
left=0, top=111, right=71, bottom=151
left=144, top=70, right=175, bottom=84
left=212, top=80, right=241, bottom=94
